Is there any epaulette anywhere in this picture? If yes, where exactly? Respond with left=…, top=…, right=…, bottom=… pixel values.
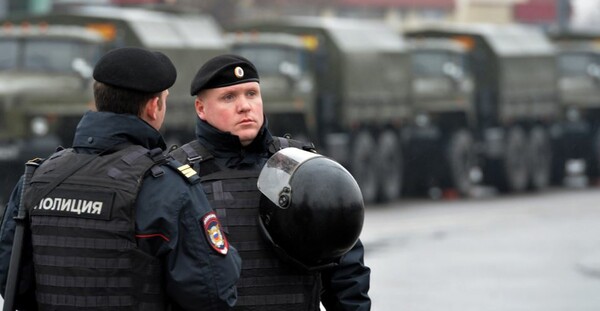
left=164, top=158, right=201, bottom=184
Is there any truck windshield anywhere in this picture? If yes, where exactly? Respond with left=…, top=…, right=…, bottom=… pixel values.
left=412, top=51, right=467, bottom=79
left=558, top=53, right=596, bottom=77
left=24, top=39, right=99, bottom=72
left=0, top=38, right=99, bottom=73
left=233, top=45, right=309, bottom=78
left=413, top=51, right=451, bottom=76
left=0, top=40, right=18, bottom=70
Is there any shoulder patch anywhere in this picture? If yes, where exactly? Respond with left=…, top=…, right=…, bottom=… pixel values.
left=202, top=211, right=229, bottom=255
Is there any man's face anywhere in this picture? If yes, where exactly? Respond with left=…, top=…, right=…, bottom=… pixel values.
left=195, top=82, right=264, bottom=146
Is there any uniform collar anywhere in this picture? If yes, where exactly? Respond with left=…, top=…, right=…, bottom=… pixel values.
left=72, top=110, right=166, bottom=151
left=194, top=117, right=273, bottom=164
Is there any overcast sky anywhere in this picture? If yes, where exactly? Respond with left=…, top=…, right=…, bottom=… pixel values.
left=571, top=0, right=600, bottom=29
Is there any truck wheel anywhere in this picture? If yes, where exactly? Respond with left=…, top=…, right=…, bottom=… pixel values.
left=528, top=126, right=551, bottom=190
left=351, top=130, right=378, bottom=204
left=444, top=130, right=475, bottom=196
left=586, top=128, right=600, bottom=182
left=550, top=135, right=566, bottom=185
left=487, top=127, right=529, bottom=192
left=376, top=130, right=403, bottom=202
left=502, top=127, right=529, bottom=192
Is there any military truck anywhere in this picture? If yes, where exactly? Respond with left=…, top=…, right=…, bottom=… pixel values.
left=1, top=6, right=228, bottom=203
left=404, top=37, right=477, bottom=196
left=0, top=23, right=105, bottom=204
left=406, top=23, right=560, bottom=193
left=229, top=17, right=413, bottom=203
left=6, top=5, right=229, bottom=145
left=548, top=31, right=600, bottom=183
left=226, top=32, right=317, bottom=142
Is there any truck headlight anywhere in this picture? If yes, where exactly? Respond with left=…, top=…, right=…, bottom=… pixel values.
left=415, top=113, right=430, bottom=127
left=566, top=107, right=580, bottom=122
left=31, top=117, right=49, bottom=136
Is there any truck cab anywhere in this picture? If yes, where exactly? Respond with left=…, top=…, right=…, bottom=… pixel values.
left=0, top=23, right=104, bottom=204
left=550, top=33, right=600, bottom=183
left=405, top=37, right=477, bottom=196
left=6, top=5, right=229, bottom=146
left=406, top=23, right=560, bottom=193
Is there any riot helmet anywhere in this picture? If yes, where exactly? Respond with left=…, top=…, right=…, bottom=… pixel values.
left=257, top=147, right=364, bottom=271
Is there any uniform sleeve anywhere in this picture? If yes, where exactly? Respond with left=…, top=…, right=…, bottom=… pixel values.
left=136, top=176, right=241, bottom=311
left=0, top=179, right=20, bottom=292
left=0, top=177, right=38, bottom=310
left=320, top=239, right=371, bottom=311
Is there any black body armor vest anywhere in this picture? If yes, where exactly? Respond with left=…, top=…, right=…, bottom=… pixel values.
left=170, top=138, right=320, bottom=311
left=24, top=145, right=166, bottom=311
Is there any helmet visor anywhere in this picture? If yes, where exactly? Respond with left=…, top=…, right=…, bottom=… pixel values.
left=257, top=147, right=321, bottom=207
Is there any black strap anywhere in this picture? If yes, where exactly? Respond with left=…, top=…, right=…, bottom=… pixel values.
left=269, top=136, right=317, bottom=154
left=201, top=169, right=259, bottom=182
left=181, top=140, right=213, bottom=164
left=236, top=293, right=305, bottom=306
left=3, top=158, right=42, bottom=311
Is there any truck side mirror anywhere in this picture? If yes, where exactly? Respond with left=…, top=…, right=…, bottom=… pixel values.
left=71, top=57, right=93, bottom=80
left=587, top=63, right=600, bottom=80
left=279, top=61, right=301, bottom=81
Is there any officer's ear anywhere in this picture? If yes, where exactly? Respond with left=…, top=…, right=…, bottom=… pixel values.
left=141, top=96, right=160, bottom=127
left=195, top=95, right=207, bottom=121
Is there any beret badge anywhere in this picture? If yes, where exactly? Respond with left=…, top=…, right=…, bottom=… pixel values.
left=234, top=66, right=245, bottom=79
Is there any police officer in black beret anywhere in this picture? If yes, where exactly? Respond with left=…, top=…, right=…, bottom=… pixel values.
left=0, top=47, right=241, bottom=311
left=170, top=54, right=371, bottom=311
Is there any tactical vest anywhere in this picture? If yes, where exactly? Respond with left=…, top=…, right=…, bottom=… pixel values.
left=24, top=145, right=168, bottom=311
left=170, top=138, right=320, bottom=311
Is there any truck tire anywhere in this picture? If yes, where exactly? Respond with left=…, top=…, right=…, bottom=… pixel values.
left=351, top=130, right=378, bottom=204
left=528, top=126, right=551, bottom=190
left=502, top=126, right=529, bottom=192
left=585, top=128, right=600, bottom=183
left=444, top=130, right=475, bottom=196
left=486, top=127, right=529, bottom=193
left=550, top=136, right=566, bottom=185
left=376, top=130, right=403, bottom=202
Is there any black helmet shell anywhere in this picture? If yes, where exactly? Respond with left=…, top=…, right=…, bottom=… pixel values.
left=258, top=148, right=364, bottom=269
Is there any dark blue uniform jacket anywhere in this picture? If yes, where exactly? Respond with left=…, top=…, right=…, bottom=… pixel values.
left=195, top=118, right=372, bottom=311
left=0, top=111, right=242, bottom=310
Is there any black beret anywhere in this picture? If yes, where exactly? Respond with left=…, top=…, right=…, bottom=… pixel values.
left=190, top=54, right=259, bottom=95
left=93, top=47, right=177, bottom=93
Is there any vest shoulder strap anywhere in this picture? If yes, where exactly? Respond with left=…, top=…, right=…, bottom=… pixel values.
left=269, top=136, right=317, bottom=154
left=170, top=140, right=214, bottom=165
left=169, top=140, right=223, bottom=177
left=118, top=145, right=199, bottom=184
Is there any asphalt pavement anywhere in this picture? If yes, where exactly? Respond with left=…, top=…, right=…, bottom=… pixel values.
left=361, top=186, right=600, bottom=311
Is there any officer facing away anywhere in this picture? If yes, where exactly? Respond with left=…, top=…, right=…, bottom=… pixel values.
left=0, top=47, right=241, bottom=311
left=170, top=54, right=371, bottom=311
